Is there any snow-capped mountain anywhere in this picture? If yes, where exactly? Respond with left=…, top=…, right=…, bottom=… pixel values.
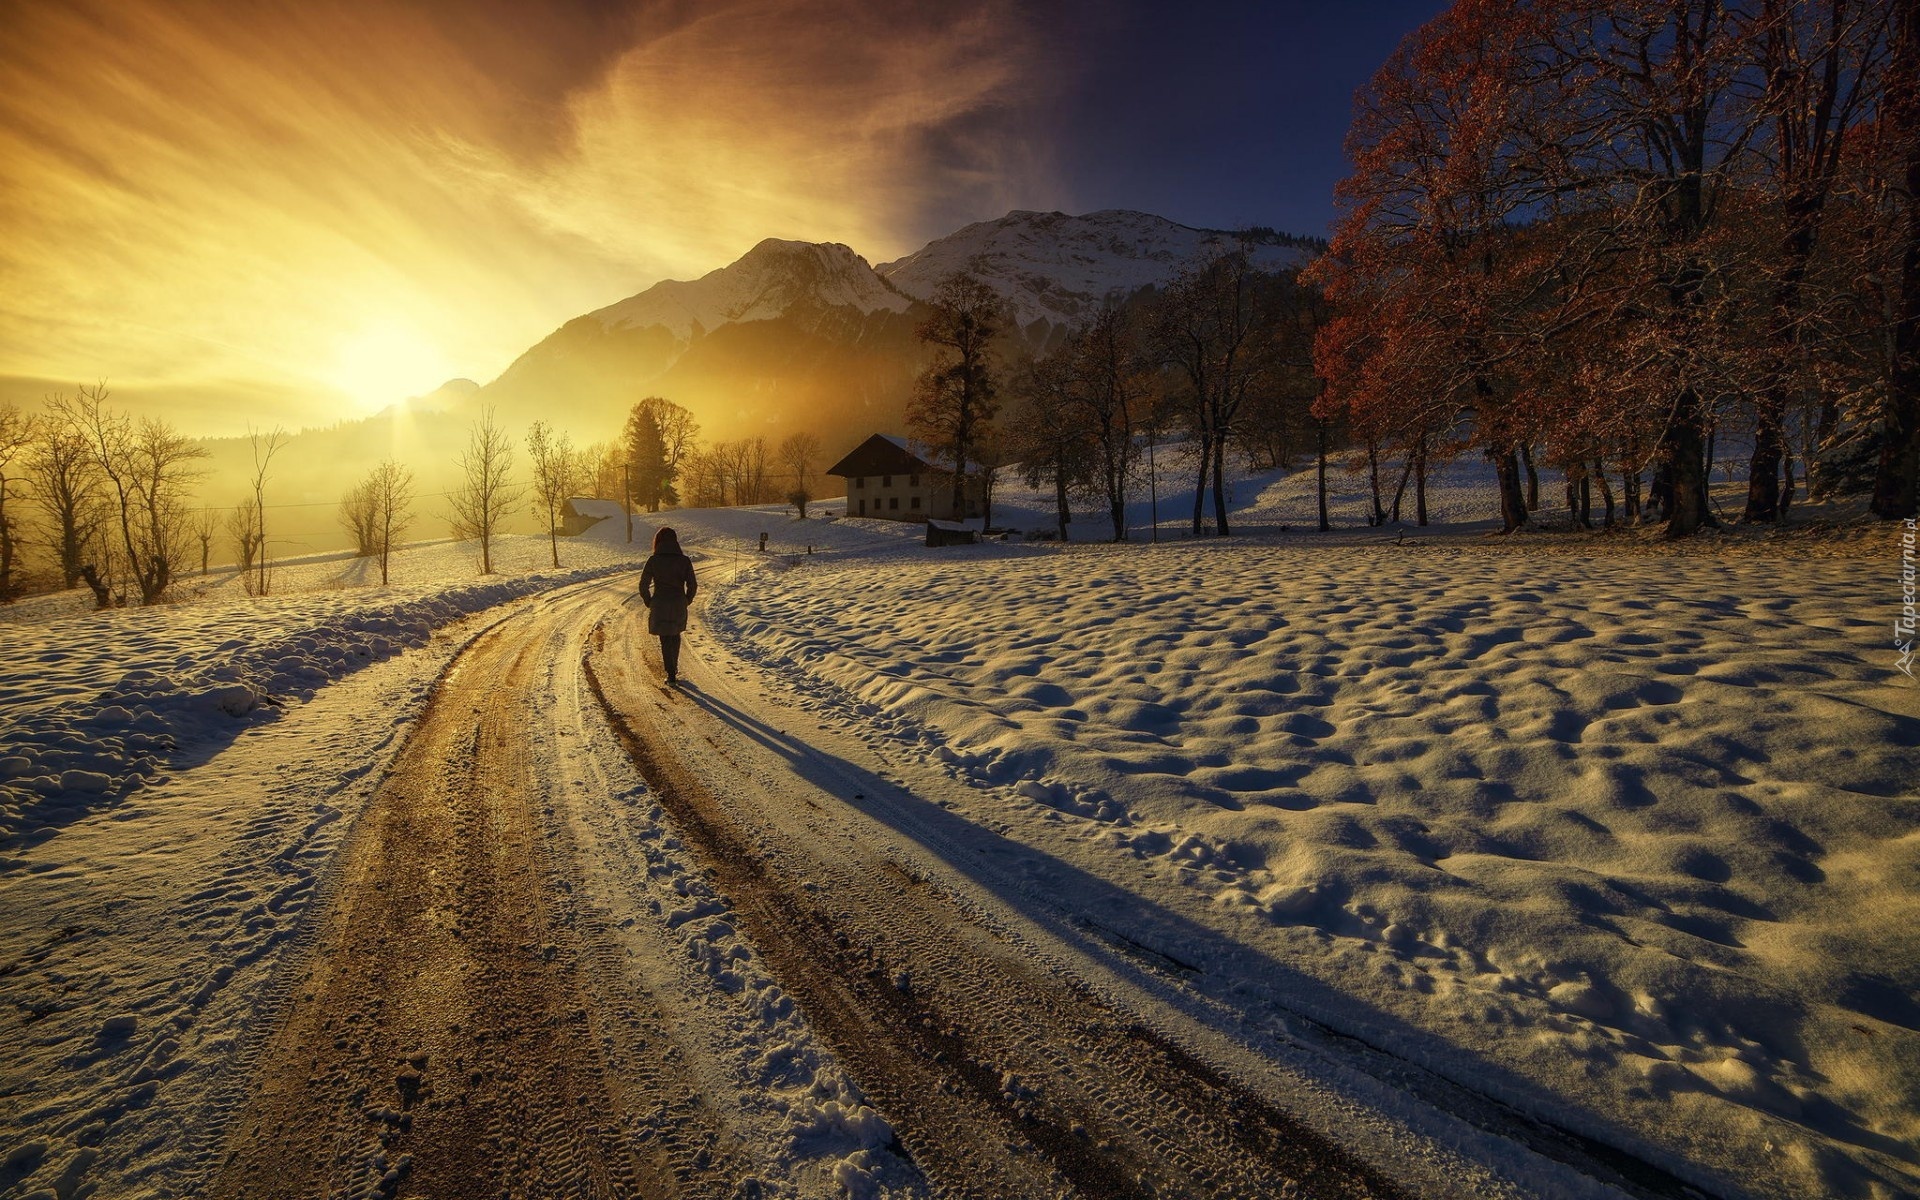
left=479, top=209, right=1319, bottom=450
left=587, top=239, right=909, bottom=341
left=877, top=209, right=1315, bottom=335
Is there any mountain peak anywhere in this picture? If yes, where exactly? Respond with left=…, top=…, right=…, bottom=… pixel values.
left=876, top=208, right=1312, bottom=334
left=588, top=238, right=908, bottom=341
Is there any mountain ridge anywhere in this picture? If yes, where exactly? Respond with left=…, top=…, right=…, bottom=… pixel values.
left=476, top=208, right=1319, bottom=452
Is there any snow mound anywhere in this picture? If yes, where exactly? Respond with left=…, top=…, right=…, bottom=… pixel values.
left=712, top=536, right=1920, bottom=1200
left=0, top=562, right=631, bottom=845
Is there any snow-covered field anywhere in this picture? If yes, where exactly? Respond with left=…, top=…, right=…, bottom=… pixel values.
left=2, top=466, right=1913, bottom=1199
left=0, top=533, right=654, bottom=847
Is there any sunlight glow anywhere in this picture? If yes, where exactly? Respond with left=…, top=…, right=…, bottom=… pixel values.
left=0, top=1, right=1057, bottom=435
left=328, top=322, right=455, bottom=414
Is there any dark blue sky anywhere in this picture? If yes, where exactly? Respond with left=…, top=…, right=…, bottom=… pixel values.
left=1044, top=1, right=1448, bottom=239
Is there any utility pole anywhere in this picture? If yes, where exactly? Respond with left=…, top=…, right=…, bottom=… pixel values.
left=623, top=462, right=633, bottom=544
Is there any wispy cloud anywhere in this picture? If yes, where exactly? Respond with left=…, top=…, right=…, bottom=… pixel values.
left=0, top=0, right=1069, bottom=432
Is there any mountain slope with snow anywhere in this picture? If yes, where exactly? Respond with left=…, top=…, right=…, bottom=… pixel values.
left=877, top=209, right=1317, bottom=335
left=477, top=209, right=1320, bottom=448
left=587, top=238, right=910, bottom=342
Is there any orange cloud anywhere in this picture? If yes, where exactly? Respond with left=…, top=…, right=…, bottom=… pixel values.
left=0, top=0, right=1069, bottom=435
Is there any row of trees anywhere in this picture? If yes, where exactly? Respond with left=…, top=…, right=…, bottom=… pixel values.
left=1312, top=0, right=1918, bottom=533
left=0, top=385, right=220, bottom=606
left=588, top=395, right=825, bottom=517
left=907, top=2, right=1916, bottom=539
left=0, top=385, right=616, bottom=607
left=902, top=257, right=1333, bottom=541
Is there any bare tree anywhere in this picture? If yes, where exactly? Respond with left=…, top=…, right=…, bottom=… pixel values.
left=1065, top=307, right=1152, bottom=540
left=370, top=460, right=414, bottom=585
left=339, top=478, right=380, bottom=556
left=448, top=408, right=522, bottom=573
left=742, top=436, right=772, bottom=504
left=909, top=272, right=1006, bottom=518
left=193, top=508, right=216, bottom=575
left=1006, top=353, right=1091, bottom=540
left=526, top=421, right=583, bottom=568
left=27, top=397, right=104, bottom=589
left=1151, top=249, right=1285, bottom=536
left=680, top=446, right=726, bottom=508
left=581, top=440, right=622, bottom=500
left=778, top=430, right=822, bottom=518
left=227, top=501, right=263, bottom=583
left=0, top=402, right=32, bottom=600
left=73, top=383, right=207, bottom=604
left=245, top=426, right=287, bottom=595
left=778, top=431, right=821, bottom=493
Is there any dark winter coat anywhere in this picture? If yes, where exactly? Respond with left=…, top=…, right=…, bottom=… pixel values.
left=640, top=550, right=697, bottom=635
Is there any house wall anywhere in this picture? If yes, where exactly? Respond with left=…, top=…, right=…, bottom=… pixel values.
left=847, top=471, right=937, bottom=521
left=845, top=472, right=981, bottom=522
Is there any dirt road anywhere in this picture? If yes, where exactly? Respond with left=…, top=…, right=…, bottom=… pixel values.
left=202, top=574, right=1443, bottom=1198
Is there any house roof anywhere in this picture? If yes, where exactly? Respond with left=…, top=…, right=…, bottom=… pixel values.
left=826, top=433, right=984, bottom=477
left=826, top=433, right=934, bottom=478
left=564, top=497, right=625, bottom=519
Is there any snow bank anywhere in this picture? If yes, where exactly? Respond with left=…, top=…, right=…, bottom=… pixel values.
left=1, top=538, right=638, bottom=846
left=711, top=534, right=1920, bottom=1199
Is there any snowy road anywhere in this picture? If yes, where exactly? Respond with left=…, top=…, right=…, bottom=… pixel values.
left=191, top=572, right=1460, bottom=1199
left=584, top=594, right=1409, bottom=1198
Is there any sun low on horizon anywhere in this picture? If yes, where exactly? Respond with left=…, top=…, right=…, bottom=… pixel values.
left=325, top=320, right=464, bottom=417
left=0, top=0, right=1074, bottom=436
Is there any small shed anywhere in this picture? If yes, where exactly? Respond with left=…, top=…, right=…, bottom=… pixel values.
left=925, top=518, right=977, bottom=547
left=561, top=497, right=623, bottom=536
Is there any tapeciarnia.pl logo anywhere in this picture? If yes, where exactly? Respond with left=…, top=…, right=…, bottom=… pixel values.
left=1900, top=517, right=1917, bottom=679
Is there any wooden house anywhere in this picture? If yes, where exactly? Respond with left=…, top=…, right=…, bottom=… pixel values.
left=826, top=434, right=982, bottom=522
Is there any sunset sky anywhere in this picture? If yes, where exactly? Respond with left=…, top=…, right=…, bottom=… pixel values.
left=0, top=0, right=1442, bottom=435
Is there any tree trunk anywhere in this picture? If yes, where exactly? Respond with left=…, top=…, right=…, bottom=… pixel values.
left=1492, top=448, right=1527, bottom=532
left=1746, top=389, right=1788, bottom=522
left=1810, top=391, right=1842, bottom=498
left=1662, top=388, right=1718, bottom=536
left=1414, top=442, right=1428, bottom=527
left=1367, top=440, right=1385, bottom=526
left=1388, top=453, right=1415, bottom=523
left=1521, top=442, right=1540, bottom=511
left=1873, top=0, right=1920, bottom=518
left=1190, top=430, right=1210, bottom=536
left=1210, top=435, right=1231, bottom=536
left=1055, top=450, right=1072, bottom=541
left=1316, top=419, right=1330, bottom=532
left=1593, top=459, right=1615, bottom=528
left=80, top=562, right=113, bottom=609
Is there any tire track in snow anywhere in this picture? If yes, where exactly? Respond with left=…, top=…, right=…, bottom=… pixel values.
left=584, top=601, right=1409, bottom=1200
left=204, top=583, right=717, bottom=1199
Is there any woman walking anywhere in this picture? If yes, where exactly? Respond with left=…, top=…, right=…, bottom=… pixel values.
left=639, top=526, right=698, bottom=685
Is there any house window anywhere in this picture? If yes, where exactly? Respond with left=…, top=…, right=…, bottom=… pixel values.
left=854, top=477, right=864, bottom=489
left=909, top=474, right=919, bottom=487
left=888, top=496, right=899, bottom=510
left=858, top=499, right=867, bottom=515
left=882, top=475, right=893, bottom=487
left=910, top=495, right=921, bottom=510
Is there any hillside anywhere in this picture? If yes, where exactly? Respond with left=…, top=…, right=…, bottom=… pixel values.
left=479, top=208, right=1318, bottom=452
